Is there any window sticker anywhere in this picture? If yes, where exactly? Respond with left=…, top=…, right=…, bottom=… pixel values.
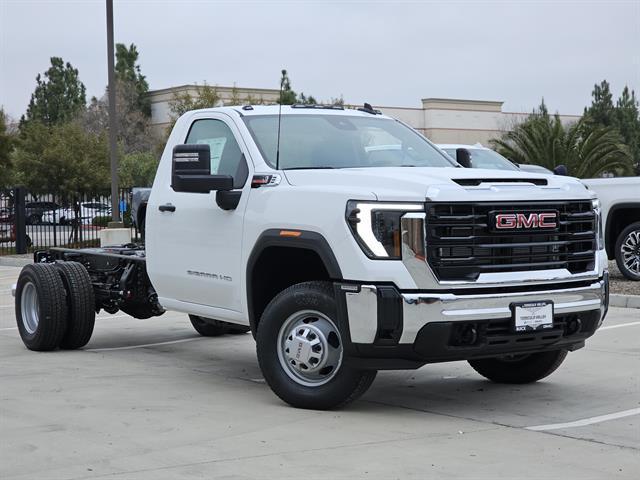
left=197, top=137, right=227, bottom=173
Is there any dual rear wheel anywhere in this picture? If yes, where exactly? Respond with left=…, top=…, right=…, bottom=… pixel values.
left=15, top=262, right=95, bottom=351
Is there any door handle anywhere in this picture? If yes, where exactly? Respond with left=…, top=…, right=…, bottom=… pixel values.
left=158, top=204, right=176, bottom=213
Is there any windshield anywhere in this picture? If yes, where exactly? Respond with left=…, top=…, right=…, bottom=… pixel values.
left=442, top=148, right=519, bottom=171
left=243, top=114, right=456, bottom=170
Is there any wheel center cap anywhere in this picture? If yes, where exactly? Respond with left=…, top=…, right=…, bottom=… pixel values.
left=284, top=324, right=325, bottom=373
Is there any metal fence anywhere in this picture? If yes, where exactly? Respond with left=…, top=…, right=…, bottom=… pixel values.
left=0, top=188, right=139, bottom=256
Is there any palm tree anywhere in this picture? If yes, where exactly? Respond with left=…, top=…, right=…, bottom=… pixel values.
left=491, top=110, right=634, bottom=178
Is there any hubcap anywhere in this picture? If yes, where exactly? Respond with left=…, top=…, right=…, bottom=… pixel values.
left=277, top=310, right=343, bottom=387
left=20, top=282, right=39, bottom=334
left=621, top=230, right=640, bottom=275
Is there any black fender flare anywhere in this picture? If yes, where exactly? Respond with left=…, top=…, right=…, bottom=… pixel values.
left=604, top=202, right=640, bottom=259
left=245, top=229, right=343, bottom=334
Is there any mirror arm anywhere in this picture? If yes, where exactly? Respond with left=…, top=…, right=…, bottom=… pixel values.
left=216, top=190, right=242, bottom=210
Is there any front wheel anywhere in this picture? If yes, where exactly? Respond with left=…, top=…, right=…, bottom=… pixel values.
left=615, top=221, right=640, bottom=281
left=256, top=281, right=376, bottom=410
left=468, top=349, right=568, bottom=384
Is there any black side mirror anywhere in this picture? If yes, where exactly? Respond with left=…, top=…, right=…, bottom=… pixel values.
left=171, top=144, right=233, bottom=193
left=553, top=164, right=568, bottom=176
left=456, top=148, right=472, bottom=168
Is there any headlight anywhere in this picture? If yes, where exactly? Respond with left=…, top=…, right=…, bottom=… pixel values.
left=346, top=201, right=423, bottom=259
left=592, top=199, right=604, bottom=250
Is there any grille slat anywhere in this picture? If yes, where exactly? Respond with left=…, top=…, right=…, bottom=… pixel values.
left=425, top=201, right=596, bottom=281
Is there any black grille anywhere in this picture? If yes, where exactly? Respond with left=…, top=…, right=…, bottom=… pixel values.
left=425, top=201, right=596, bottom=281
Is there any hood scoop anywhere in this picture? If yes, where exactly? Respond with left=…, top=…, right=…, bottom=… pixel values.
left=453, top=178, right=548, bottom=187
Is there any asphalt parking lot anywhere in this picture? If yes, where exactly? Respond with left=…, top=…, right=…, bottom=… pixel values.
left=1, top=265, right=638, bottom=479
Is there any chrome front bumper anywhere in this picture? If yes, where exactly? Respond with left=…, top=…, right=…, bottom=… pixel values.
left=343, top=278, right=606, bottom=344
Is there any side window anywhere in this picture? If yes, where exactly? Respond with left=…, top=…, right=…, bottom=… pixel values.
left=185, top=119, right=249, bottom=188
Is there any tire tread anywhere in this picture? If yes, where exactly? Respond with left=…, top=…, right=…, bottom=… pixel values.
left=56, top=262, right=96, bottom=349
left=15, top=263, right=68, bottom=351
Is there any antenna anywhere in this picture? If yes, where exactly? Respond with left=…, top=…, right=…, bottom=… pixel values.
left=275, top=70, right=285, bottom=170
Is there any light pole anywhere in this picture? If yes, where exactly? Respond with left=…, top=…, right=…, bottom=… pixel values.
left=106, top=0, right=120, bottom=224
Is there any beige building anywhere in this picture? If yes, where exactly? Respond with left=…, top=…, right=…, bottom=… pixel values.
left=148, top=85, right=281, bottom=134
left=148, top=85, right=581, bottom=145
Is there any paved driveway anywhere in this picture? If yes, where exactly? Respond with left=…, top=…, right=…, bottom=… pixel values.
left=1, top=265, right=638, bottom=479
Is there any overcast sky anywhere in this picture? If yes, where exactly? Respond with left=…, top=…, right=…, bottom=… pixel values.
left=1, top=0, right=638, bottom=120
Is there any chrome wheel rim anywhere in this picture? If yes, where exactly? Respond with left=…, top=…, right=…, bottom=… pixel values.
left=277, top=310, right=343, bottom=387
left=621, top=229, right=640, bottom=275
left=20, top=282, right=39, bottom=334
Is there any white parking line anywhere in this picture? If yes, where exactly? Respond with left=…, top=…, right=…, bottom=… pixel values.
left=526, top=408, right=640, bottom=431
left=0, top=326, right=16, bottom=331
left=86, top=337, right=202, bottom=352
left=599, top=321, right=640, bottom=331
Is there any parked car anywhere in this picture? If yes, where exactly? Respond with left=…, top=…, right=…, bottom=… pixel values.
left=438, top=143, right=520, bottom=171
left=0, top=206, right=13, bottom=223
left=25, top=201, right=60, bottom=225
left=518, top=164, right=554, bottom=174
left=0, top=222, right=32, bottom=247
left=42, top=202, right=111, bottom=225
left=13, top=105, right=608, bottom=409
left=582, top=178, right=640, bottom=281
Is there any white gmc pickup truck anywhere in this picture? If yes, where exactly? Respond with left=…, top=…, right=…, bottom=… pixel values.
left=13, top=105, right=609, bottom=409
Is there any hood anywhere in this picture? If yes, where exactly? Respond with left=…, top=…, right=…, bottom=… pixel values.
left=284, top=167, right=593, bottom=202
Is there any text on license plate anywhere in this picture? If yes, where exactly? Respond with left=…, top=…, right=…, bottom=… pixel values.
left=513, top=301, right=554, bottom=332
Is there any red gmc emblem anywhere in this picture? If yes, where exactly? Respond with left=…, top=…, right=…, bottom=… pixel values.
left=494, top=212, right=558, bottom=230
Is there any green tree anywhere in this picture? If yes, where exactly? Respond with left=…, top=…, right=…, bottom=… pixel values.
left=167, top=82, right=221, bottom=133
left=0, top=109, right=15, bottom=187
left=12, top=121, right=109, bottom=195
left=279, top=69, right=297, bottom=105
left=118, top=151, right=159, bottom=188
left=614, top=87, right=640, bottom=173
left=491, top=100, right=634, bottom=178
left=80, top=43, right=156, bottom=155
left=278, top=69, right=317, bottom=105
left=583, top=81, right=640, bottom=173
left=22, top=57, right=86, bottom=127
left=583, top=80, right=615, bottom=127
left=115, top=43, right=151, bottom=117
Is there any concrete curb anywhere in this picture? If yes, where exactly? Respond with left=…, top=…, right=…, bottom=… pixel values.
left=0, top=256, right=31, bottom=268
left=610, top=294, right=640, bottom=309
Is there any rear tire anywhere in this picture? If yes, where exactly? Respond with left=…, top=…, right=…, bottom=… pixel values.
left=615, top=221, right=640, bottom=281
left=256, top=281, right=377, bottom=410
left=468, top=349, right=568, bottom=384
left=15, top=263, right=68, bottom=351
left=56, top=262, right=96, bottom=349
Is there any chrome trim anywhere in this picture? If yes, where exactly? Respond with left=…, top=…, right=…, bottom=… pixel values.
left=345, top=285, right=378, bottom=343
left=343, top=280, right=605, bottom=345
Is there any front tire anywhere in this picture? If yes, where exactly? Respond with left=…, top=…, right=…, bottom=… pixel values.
left=15, top=263, right=68, bottom=351
left=256, top=281, right=376, bottom=410
left=615, top=221, right=640, bottom=281
left=468, top=349, right=568, bottom=384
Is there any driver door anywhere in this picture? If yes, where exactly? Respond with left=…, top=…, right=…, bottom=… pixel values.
left=147, top=114, right=251, bottom=313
